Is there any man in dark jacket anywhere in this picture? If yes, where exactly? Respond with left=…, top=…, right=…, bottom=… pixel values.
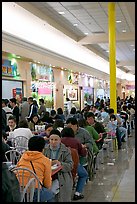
left=2, top=142, right=21, bottom=202
left=9, top=98, right=19, bottom=126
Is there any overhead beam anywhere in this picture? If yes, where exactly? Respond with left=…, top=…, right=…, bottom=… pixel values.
left=78, top=32, right=135, bottom=45
left=117, top=60, right=135, bottom=67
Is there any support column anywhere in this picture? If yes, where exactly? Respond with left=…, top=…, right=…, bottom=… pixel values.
left=108, top=3, right=117, bottom=113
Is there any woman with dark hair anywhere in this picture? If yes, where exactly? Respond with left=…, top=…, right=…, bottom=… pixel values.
left=28, top=114, right=42, bottom=131
left=61, top=127, right=88, bottom=200
left=57, top=107, right=66, bottom=122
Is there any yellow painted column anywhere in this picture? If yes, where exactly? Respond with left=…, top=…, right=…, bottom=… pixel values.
left=108, top=2, right=117, bottom=114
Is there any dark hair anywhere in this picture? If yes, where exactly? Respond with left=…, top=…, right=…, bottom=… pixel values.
left=28, top=136, right=45, bottom=152
left=50, top=109, right=56, bottom=116
left=8, top=115, right=16, bottom=122
left=66, top=117, right=78, bottom=125
left=57, top=108, right=63, bottom=115
left=28, top=97, right=33, bottom=102
left=108, top=108, right=114, bottom=115
left=10, top=98, right=17, bottom=104
left=2, top=99, right=6, bottom=105
left=45, top=123, right=53, bottom=130
left=70, top=107, right=76, bottom=114
left=61, top=127, right=75, bottom=138
left=84, top=112, right=95, bottom=120
left=49, top=129, right=61, bottom=137
left=53, top=119, right=64, bottom=129
left=39, top=98, right=44, bottom=104
left=18, top=120, right=29, bottom=128
left=110, top=114, right=116, bottom=120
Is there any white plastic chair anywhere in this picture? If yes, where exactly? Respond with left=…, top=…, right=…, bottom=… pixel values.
left=5, top=149, right=22, bottom=165
left=21, top=178, right=36, bottom=202
left=11, top=167, right=41, bottom=202
left=12, top=136, right=29, bottom=153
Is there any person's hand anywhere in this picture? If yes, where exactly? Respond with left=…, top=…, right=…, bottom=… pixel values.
left=52, top=160, right=61, bottom=166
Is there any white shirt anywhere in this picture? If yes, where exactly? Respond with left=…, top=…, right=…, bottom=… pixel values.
left=8, top=128, right=33, bottom=148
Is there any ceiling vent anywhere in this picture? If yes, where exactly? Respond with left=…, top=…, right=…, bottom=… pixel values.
left=92, top=31, right=105, bottom=34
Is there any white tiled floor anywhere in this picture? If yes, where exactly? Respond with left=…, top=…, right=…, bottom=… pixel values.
left=73, top=129, right=135, bottom=202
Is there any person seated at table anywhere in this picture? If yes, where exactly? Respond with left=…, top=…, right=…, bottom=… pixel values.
left=5, top=115, right=18, bottom=134
left=39, top=124, right=53, bottom=145
left=44, top=129, right=74, bottom=202
left=2, top=142, right=21, bottom=202
left=107, top=114, right=118, bottom=136
left=5, top=116, right=18, bottom=146
left=61, top=127, right=88, bottom=200
left=16, top=136, right=55, bottom=202
left=53, top=119, right=64, bottom=132
left=8, top=120, right=33, bottom=148
left=28, top=114, right=43, bottom=132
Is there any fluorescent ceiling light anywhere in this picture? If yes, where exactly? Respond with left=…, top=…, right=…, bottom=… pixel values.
left=122, top=29, right=126, bottom=32
left=84, top=32, right=88, bottom=35
left=116, top=20, right=121, bottom=23
left=73, top=23, right=78, bottom=26
left=58, top=11, right=65, bottom=15
left=2, top=2, right=135, bottom=81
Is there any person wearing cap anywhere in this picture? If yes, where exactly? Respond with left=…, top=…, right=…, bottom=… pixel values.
left=44, top=129, right=73, bottom=202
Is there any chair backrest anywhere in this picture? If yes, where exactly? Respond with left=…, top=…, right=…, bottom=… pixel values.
left=5, top=149, right=22, bottom=165
left=12, top=136, right=29, bottom=149
left=21, top=178, right=36, bottom=202
left=69, top=147, right=79, bottom=181
left=11, top=167, right=41, bottom=202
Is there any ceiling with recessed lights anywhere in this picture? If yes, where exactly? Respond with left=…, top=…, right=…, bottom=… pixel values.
left=2, top=2, right=134, bottom=78
left=15, top=2, right=135, bottom=76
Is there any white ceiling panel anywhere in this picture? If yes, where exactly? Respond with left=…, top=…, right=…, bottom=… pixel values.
left=13, top=2, right=135, bottom=75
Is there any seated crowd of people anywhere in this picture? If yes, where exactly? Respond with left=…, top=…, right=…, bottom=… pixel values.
left=2, top=95, right=135, bottom=202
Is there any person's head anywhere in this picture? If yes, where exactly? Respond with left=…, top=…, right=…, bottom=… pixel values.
left=108, top=108, right=114, bottom=116
left=9, top=98, right=17, bottom=108
left=110, top=114, right=116, bottom=121
left=28, top=97, right=33, bottom=105
left=66, top=117, right=78, bottom=134
left=18, top=120, right=29, bottom=128
left=2, top=99, right=6, bottom=107
left=8, top=116, right=16, bottom=128
left=50, top=109, right=56, bottom=117
left=57, top=107, right=63, bottom=115
left=66, top=97, right=70, bottom=101
left=61, top=127, right=75, bottom=138
left=28, top=136, right=45, bottom=152
left=122, top=105, right=127, bottom=112
left=32, top=114, right=39, bottom=124
left=45, top=124, right=53, bottom=136
left=53, top=119, right=64, bottom=129
left=49, top=129, right=61, bottom=149
left=70, top=107, right=76, bottom=114
left=85, top=112, right=95, bottom=125
left=39, top=98, right=44, bottom=105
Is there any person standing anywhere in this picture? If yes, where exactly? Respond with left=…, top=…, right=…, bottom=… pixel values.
left=38, top=98, right=46, bottom=120
left=27, top=97, right=38, bottom=122
left=19, top=97, right=30, bottom=121
left=9, top=98, right=19, bottom=126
